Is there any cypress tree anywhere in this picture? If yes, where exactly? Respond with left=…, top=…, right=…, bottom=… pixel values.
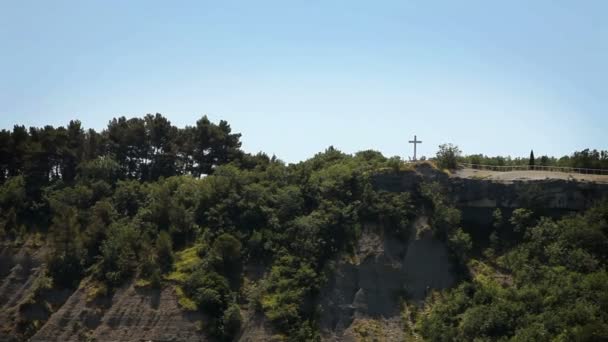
left=529, top=150, right=535, bottom=168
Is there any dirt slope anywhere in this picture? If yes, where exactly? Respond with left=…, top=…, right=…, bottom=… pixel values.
left=0, top=242, right=68, bottom=342
left=31, top=282, right=207, bottom=342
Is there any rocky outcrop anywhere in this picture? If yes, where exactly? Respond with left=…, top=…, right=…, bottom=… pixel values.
left=319, top=219, right=454, bottom=341
left=448, top=178, right=608, bottom=211
left=0, top=242, right=70, bottom=342
left=0, top=242, right=207, bottom=342
left=374, top=165, right=608, bottom=211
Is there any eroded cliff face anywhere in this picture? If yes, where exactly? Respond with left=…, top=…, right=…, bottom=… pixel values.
left=0, top=241, right=207, bottom=342
left=373, top=166, right=608, bottom=211
left=373, top=166, right=608, bottom=227
left=0, top=242, right=73, bottom=342
left=30, top=282, right=206, bottom=342
left=319, top=218, right=454, bottom=341
left=448, top=177, right=608, bottom=210
left=3, top=220, right=452, bottom=342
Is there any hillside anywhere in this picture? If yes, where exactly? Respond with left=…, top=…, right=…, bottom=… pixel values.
left=1, top=115, right=608, bottom=341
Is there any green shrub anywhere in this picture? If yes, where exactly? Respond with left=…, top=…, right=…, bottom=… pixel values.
left=435, top=143, right=461, bottom=170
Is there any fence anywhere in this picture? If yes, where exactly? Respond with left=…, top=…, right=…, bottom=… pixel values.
left=459, top=163, right=608, bottom=176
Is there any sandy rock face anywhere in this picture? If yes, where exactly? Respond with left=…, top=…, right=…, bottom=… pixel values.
left=0, top=243, right=65, bottom=342
left=0, top=242, right=209, bottom=342
left=31, top=283, right=207, bottom=342
left=319, top=220, right=454, bottom=341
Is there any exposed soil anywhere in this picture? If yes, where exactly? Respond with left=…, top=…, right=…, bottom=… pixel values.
left=453, top=168, right=608, bottom=184
left=0, top=242, right=62, bottom=342
left=31, top=283, right=207, bottom=342
left=319, top=219, right=454, bottom=341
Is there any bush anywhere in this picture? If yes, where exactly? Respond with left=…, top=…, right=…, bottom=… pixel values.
left=186, top=270, right=231, bottom=316
left=222, top=303, right=242, bottom=339
left=260, top=255, right=318, bottom=331
left=156, top=231, right=174, bottom=273
left=448, top=227, right=472, bottom=262
left=48, top=249, right=85, bottom=288
left=435, top=143, right=461, bottom=170
left=98, top=223, right=140, bottom=286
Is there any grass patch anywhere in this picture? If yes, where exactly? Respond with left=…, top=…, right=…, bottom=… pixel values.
left=352, top=319, right=385, bottom=342
left=174, top=285, right=197, bottom=311
left=134, top=278, right=152, bottom=288
left=165, top=244, right=204, bottom=312
left=166, top=245, right=202, bottom=283
left=84, top=280, right=108, bottom=302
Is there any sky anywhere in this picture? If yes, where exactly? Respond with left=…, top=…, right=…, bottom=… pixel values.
left=1, top=1, right=606, bottom=163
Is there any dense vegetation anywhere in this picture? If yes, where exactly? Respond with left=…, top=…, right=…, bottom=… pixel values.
left=1, top=114, right=606, bottom=341
left=418, top=203, right=608, bottom=341
left=0, top=115, right=420, bottom=340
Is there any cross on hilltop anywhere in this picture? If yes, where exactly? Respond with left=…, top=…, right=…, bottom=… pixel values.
left=409, top=135, right=422, bottom=161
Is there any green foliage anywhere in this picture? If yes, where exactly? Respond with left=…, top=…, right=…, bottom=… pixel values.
left=421, top=182, right=463, bottom=241
left=492, top=208, right=503, bottom=230
left=78, top=156, right=120, bottom=183
left=222, top=303, right=243, bottom=339
left=448, top=228, right=472, bottom=261
left=1, top=207, right=19, bottom=240
left=167, top=245, right=203, bottom=283
left=260, top=255, right=319, bottom=333
left=9, top=114, right=608, bottom=340
left=435, top=143, right=462, bottom=170
left=186, top=269, right=231, bottom=316
left=169, top=235, right=243, bottom=340
left=529, top=150, right=535, bottom=166
left=509, top=208, right=534, bottom=233
left=155, top=231, right=174, bottom=273
left=112, top=180, right=147, bottom=217
left=97, top=222, right=140, bottom=286
left=47, top=206, right=85, bottom=288
left=0, top=175, right=26, bottom=210
left=364, top=190, right=414, bottom=239
left=210, top=233, right=242, bottom=283
left=418, top=201, right=608, bottom=341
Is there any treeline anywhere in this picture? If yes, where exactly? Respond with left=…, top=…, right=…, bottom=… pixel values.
left=460, top=149, right=608, bottom=169
left=0, top=114, right=243, bottom=186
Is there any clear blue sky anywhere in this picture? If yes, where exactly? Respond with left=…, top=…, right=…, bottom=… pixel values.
left=1, top=1, right=606, bottom=163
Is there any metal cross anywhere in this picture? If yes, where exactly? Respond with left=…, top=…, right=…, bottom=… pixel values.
left=409, top=135, right=422, bottom=161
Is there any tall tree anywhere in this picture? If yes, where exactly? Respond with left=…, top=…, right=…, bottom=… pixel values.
left=145, top=113, right=177, bottom=180
left=62, top=120, right=85, bottom=182
left=9, top=125, right=28, bottom=177
left=529, top=150, right=535, bottom=167
left=24, top=127, right=52, bottom=191
left=194, top=116, right=242, bottom=176
left=47, top=205, right=85, bottom=287
left=106, top=117, right=148, bottom=179
left=0, top=130, right=12, bottom=182
left=174, top=126, right=197, bottom=175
